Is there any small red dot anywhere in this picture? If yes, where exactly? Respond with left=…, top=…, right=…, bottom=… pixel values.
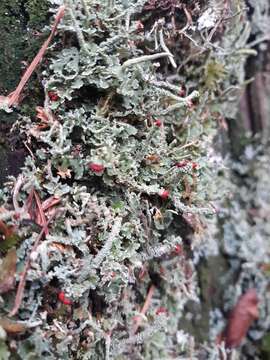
left=156, top=307, right=167, bottom=315
left=88, top=163, right=105, bottom=173
left=174, top=244, right=182, bottom=255
left=192, top=162, right=198, bottom=170
left=13, top=213, right=20, bottom=220
left=176, top=160, right=188, bottom=168
left=154, top=119, right=162, bottom=127
left=48, top=91, right=59, bottom=102
left=179, top=88, right=186, bottom=97
left=58, top=291, right=72, bottom=305
left=159, top=266, right=165, bottom=275
left=160, top=190, right=169, bottom=200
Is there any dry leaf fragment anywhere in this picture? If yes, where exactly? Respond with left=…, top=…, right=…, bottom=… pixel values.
left=35, top=106, right=51, bottom=130
left=25, top=190, right=50, bottom=235
left=225, top=288, right=259, bottom=348
left=49, top=242, right=74, bottom=253
left=25, top=191, right=61, bottom=235
left=0, top=221, right=15, bottom=240
left=33, top=190, right=48, bottom=235
left=0, top=222, right=21, bottom=254
left=0, top=249, right=17, bottom=294
left=41, top=196, right=61, bottom=212
left=57, top=167, right=72, bottom=179
left=144, top=154, right=160, bottom=165
left=0, top=318, right=26, bottom=334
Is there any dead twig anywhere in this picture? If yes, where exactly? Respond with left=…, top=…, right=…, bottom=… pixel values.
left=0, top=6, right=65, bottom=108
left=12, top=175, right=25, bottom=214
left=23, top=141, right=35, bottom=159
left=9, top=211, right=57, bottom=317
left=179, top=5, right=192, bottom=34
left=132, top=284, right=155, bottom=334
left=33, top=190, right=49, bottom=235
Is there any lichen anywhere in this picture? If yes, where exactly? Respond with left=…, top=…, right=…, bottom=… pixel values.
left=0, top=0, right=268, bottom=359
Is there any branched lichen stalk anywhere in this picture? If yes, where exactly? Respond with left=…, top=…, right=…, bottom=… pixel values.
left=158, top=90, right=200, bottom=115
left=159, top=29, right=177, bottom=68
left=66, top=0, right=91, bottom=55
left=80, top=0, right=91, bottom=20
left=93, top=217, right=122, bottom=268
left=122, top=52, right=172, bottom=69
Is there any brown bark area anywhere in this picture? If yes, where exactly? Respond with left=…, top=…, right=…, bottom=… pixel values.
left=239, top=42, right=270, bottom=138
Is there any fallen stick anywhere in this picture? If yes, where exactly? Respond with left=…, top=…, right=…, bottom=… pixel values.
left=9, top=212, right=57, bottom=317
left=132, top=284, right=155, bottom=334
left=0, top=5, right=65, bottom=109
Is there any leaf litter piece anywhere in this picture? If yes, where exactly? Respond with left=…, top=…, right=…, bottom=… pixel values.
left=224, top=288, right=259, bottom=348
left=0, top=249, right=17, bottom=294
left=132, top=284, right=155, bottom=334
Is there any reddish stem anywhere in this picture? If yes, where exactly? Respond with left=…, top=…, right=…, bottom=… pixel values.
left=132, top=284, right=155, bottom=334
left=4, top=6, right=65, bottom=107
left=9, top=212, right=57, bottom=317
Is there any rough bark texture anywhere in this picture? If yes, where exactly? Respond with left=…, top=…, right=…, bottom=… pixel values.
left=240, top=42, right=270, bottom=138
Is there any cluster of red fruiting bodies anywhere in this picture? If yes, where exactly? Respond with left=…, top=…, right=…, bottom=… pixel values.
left=154, top=119, right=162, bottom=127
left=85, top=118, right=198, bottom=202
left=88, top=161, right=197, bottom=202
left=47, top=88, right=253, bottom=347
left=88, top=163, right=105, bottom=173
left=159, top=161, right=198, bottom=200
left=58, top=291, right=72, bottom=305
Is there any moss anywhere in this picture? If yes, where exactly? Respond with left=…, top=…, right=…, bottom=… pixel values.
left=25, top=0, right=49, bottom=28
left=0, top=0, right=49, bottom=183
left=0, top=134, right=26, bottom=188
left=0, top=0, right=26, bottom=93
left=0, top=0, right=49, bottom=119
left=261, top=333, right=270, bottom=359
left=204, top=60, right=227, bottom=90
left=0, top=143, right=9, bottom=188
left=180, top=256, right=229, bottom=343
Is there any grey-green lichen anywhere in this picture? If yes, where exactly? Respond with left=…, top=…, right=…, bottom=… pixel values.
left=0, top=0, right=267, bottom=359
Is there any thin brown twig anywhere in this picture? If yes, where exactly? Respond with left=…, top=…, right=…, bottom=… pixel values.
left=207, top=1, right=230, bottom=43
left=0, top=6, right=65, bottom=108
left=33, top=190, right=49, bottom=235
left=12, top=175, right=25, bottom=213
left=179, top=5, right=192, bottom=34
left=23, top=141, right=35, bottom=159
left=132, top=284, right=155, bottom=334
left=9, top=211, right=57, bottom=317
